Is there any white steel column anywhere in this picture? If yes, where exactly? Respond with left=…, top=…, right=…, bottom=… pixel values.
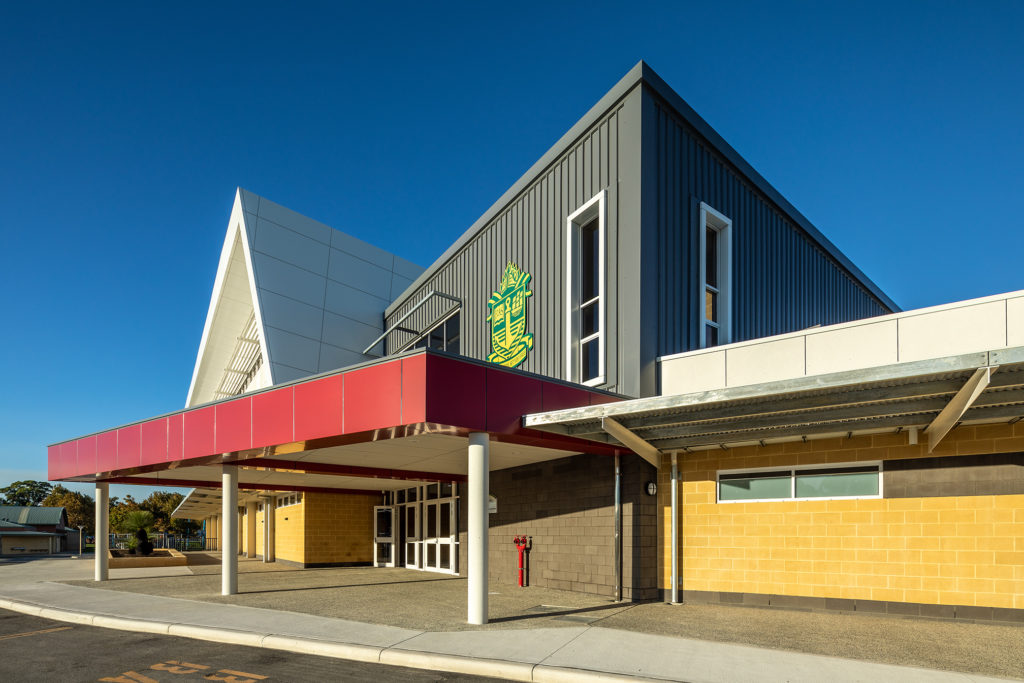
left=263, top=496, right=276, bottom=562
left=671, top=452, right=680, bottom=604
left=467, top=432, right=489, bottom=625
left=94, top=483, right=109, bottom=581
left=246, top=501, right=257, bottom=558
left=222, top=467, right=238, bottom=596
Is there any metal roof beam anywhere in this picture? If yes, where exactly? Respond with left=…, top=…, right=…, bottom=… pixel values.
left=615, top=377, right=1024, bottom=432
left=635, top=398, right=950, bottom=440
left=526, top=352, right=998, bottom=429
left=926, top=366, right=995, bottom=453
left=232, top=457, right=467, bottom=483
left=651, top=402, right=1024, bottom=450
left=638, top=387, right=1024, bottom=442
left=601, top=417, right=661, bottom=468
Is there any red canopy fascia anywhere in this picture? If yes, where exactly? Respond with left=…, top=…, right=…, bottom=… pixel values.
left=48, top=350, right=623, bottom=482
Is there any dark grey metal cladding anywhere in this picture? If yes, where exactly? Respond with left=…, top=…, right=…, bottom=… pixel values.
left=642, top=85, right=892, bottom=385
left=385, top=87, right=644, bottom=396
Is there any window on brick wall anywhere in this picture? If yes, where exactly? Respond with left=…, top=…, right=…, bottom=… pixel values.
left=276, top=493, right=302, bottom=508
left=717, top=463, right=881, bottom=502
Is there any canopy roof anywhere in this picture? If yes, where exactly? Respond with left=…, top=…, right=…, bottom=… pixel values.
left=50, top=350, right=623, bottom=495
left=525, top=348, right=1024, bottom=453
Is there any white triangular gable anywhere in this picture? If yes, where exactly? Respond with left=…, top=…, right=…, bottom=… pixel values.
left=185, top=190, right=271, bottom=407
left=186, top=188, right=425, bottom=407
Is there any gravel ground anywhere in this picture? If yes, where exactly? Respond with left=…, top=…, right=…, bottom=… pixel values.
left=62, top=554, right=1024, bottom=679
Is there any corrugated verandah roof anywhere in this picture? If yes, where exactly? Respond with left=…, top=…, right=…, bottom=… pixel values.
left=524, top=348, right=1024, bottom=451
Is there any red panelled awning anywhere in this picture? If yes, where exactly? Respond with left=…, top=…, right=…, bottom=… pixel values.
left=48, top=350, right=623, bottom=483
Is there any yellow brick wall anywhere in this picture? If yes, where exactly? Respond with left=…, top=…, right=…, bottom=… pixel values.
left=303, top=492, right=376, bottom=565
left=658, top=423, right=1024, bottom=609
left=238, top=503, right=305, bottom=563
left=274, top=502, right=305, bottom=563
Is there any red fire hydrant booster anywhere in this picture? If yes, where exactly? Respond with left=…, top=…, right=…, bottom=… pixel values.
left=513, top=535, right=530, bottom=587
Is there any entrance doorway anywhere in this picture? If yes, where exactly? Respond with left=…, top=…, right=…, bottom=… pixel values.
left=423, top=498, right=455, bottom=572
left=382, top=483, right=458, bottom=574
left=403, top=500, right=419, bottom=569
left=373, top=506, right=394, bottom=567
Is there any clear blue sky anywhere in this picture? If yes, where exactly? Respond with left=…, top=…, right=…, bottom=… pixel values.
left=2, top=1, right=1022, bottom=498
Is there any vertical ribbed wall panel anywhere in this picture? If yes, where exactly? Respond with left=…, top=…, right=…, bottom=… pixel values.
left=386, top=97, right=638, bottom=393
left=651, top=98, right=891, bottom=358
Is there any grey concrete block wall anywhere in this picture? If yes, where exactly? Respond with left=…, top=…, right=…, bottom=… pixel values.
left=458, top=452, right=658, bottom=601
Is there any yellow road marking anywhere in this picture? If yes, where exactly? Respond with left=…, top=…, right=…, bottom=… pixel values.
left=0, top=625, right=72, bottom=641
left=204, top=670, right=268, bottom=682
left=99, top=672, right=158, bottom=683
left=152, top=660, right=210, bottom=674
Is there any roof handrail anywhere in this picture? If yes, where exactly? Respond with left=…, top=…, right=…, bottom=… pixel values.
left=363, top=290, right=462, bottom=356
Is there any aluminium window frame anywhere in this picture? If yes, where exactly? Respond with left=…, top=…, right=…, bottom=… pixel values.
left=715, top=460, right=883, bottom=504
left=699, top=202, right=733, bottom=348
left=396, top=307, right=462, bottom=354
left=565, top=190, right=607, bottom=387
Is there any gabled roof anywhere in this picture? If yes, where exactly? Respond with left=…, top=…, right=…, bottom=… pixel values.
left=0, top=505, right=66, bottom=527
left=186, top=189, right=424, bottom=406
left=387, top=61, right=897, bottom=316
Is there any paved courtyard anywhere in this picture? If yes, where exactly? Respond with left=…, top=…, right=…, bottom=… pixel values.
left=55, top=553, right=1024, bottom=679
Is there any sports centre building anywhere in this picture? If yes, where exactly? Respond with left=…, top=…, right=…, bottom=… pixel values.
left=49, top=62, right=1023, bottom=624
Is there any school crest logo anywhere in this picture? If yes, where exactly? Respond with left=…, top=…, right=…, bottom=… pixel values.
left=486, top=262, right=534, bottom=368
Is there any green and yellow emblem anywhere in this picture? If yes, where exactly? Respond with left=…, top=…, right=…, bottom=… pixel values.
left=486, top=262, right=534, bottom=368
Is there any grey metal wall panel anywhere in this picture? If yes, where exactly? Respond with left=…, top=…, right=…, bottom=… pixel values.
left=386, top=87, right=644, bottom=396
left=644, top=88, right=892, bottom=370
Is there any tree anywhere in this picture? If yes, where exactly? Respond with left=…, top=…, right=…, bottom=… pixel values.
left=109, top=495, right=141, bottom=533
left=41, top=485, right=94, bottom=533
left=0, top=480, right=53, bottom=506
left=140, top=491, right=198, bottom=535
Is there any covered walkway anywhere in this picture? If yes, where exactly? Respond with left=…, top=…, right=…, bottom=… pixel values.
left=47, top=349, right=622, bottom=624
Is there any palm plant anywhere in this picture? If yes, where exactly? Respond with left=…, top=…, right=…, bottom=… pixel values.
left=123, top=510, right=156, bottom=555
left=122, top=510, right=155, bottom=534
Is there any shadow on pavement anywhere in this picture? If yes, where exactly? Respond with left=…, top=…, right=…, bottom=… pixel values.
left=240, top=576, right=463, bottom=595
left=489, top=602, right=632, bottom=624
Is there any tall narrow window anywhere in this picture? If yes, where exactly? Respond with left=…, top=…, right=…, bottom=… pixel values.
left=699, top=203, right=732, bottom=347
left=566, top=191, right=606, bottom=386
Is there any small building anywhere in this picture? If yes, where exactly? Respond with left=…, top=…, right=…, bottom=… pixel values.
left=0, top=506, right=71, bottom=555
left=48, top=61, right=1022, bottom=624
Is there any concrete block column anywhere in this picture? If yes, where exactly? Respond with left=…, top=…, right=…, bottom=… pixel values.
left=94, top=483, right=109, bottom=582
left=467, top=432, right=489, bottom=625
left=246, top=501, right=257, bottom=558
left=222, top=467, right=238, bottom=596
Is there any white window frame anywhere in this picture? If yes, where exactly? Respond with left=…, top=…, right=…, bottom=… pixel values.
left=276, top=493, right=302, bottom=508
left=699, top=202, right=733, bottom=348
left=566, top=190, right=606, bottom=386
left=715, top=461, right=883, bottom=504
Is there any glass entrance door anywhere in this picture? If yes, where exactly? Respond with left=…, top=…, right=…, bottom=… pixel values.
left=423, top=499, right=456, bottom=573
left=373, top=506, right=394, bottom=568
left=403, top=503, right=420, bottom=569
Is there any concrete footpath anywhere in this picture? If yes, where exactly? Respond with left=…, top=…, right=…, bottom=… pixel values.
left=0, top=578, right=1015, bottom=683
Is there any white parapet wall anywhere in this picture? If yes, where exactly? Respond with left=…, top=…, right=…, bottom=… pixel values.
left=660, top=289, right=1024, bottom=395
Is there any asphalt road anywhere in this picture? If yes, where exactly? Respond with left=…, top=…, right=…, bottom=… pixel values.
left=0, top=609, right=504, bottom=683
